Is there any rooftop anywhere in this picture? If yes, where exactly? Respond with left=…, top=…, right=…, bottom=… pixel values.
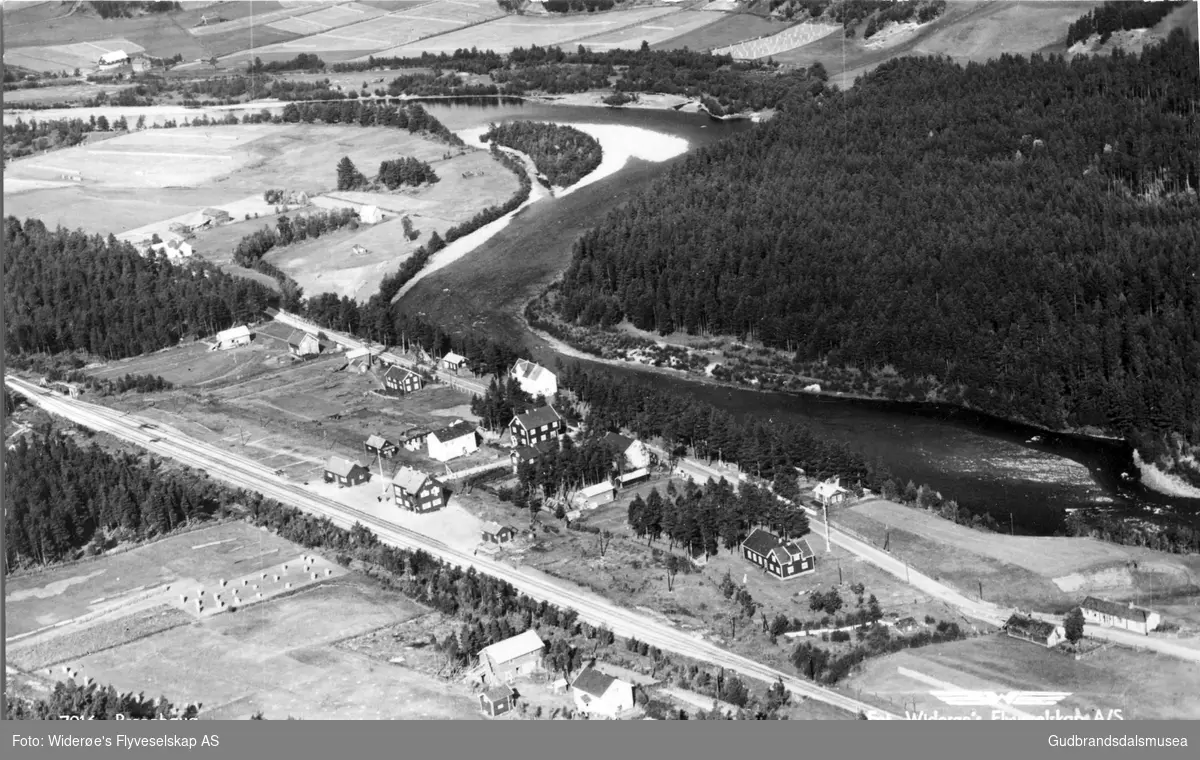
left=601, top=432, right=636, bottom=452
left=391, top=465, right=431, bottom=493
left=480, top=629, right=544, bottom=665
left=325, top=455, right=364, bottom=477
left=428, top=422, right=475, bottom=442
left=1081, top=596, right=1154, bottom=623
left=513, top=406, right=563, bottom=430
left=571, top=667, right=617, bottom=698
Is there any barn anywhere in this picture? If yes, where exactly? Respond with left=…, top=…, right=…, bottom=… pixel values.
left=479, top=629, right=545, bottom=684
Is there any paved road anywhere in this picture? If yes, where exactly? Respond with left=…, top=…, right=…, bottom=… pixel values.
left=7, top=376, right=897, bottom=719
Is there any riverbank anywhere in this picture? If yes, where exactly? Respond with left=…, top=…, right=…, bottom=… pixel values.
left=521, top=90, right=773, bottom=122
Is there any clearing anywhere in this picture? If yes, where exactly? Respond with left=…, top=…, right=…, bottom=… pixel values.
left=847, top=632, right=1200, bottom=720
left=834, top=499, right=1200, bottom=615
left=651, top=11, right=783, bottom=52
left=570, top=9, right=723, bottom=50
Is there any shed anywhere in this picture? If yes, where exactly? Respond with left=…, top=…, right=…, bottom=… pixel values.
left=441, top=351, right=467, bottom=373
left=481, top=521, right=516, bottom=544
left=575, top=481, right=615, bottom=509
left=364, top=434, right=397, bottom=458
left=479, top=685, right=515, bottom=717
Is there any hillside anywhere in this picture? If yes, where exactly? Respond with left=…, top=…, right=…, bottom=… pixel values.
left=552, top=32, right=1200, bottom=480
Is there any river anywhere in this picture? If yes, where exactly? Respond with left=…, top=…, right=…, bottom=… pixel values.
left=399, top=97, right=1200, bottom=535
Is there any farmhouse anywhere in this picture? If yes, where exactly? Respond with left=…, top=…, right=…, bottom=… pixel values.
left=601, top=432, right=651, bottom=470
left=741, top=528, right=815, bottom=580
left=478, top=685, right=515, bottom=717
left=574, top=481, right=615, bottom=510
left=813, top=480, right=851, bottom=508
left=510, top=359, right=557, bottom=398
left=441, top=352, right=468, bottom=374
left=400, top=428, right=430, bottom=452
left=427, top=422, right=478, bottom=462
left=383, top=365, right=423, bottom=394
left=98, top=50, right=130, bottom=67
left=1003, top=614, right=1064, bottom=648
left=286, top=330, right=321, bottom=357
left=1080, top=597, right=1161, bottom=636
left=511, top=440, right=557, bottom=474
left=213, top=325, right=251, bottom=350
left=324, top=456, right=370, bottom=487
left=150, top=237, right=193, bottom=261
left=479, top=629, right=545, bottom=684
left=571, top=667, right=635, bottom=718
left=481, top=521, right=517, bottom=544
left=391, top=466, right=446, bottom=513
left=363, top=434, right=397, bottom=458
left=509, top=406, right=566, bottom=448
left=359, top=205, right=384, bottom=224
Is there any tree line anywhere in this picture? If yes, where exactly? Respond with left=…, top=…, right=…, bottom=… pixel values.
left=480, top=121, right=602, bottom=188
left=6, top=680, right=199, bottom=720
left=337, top=155, right=439, bottom=191
left=555, top=35, right=1200, bottom=458
left=3, top=425, right=229, bottom=568
left=4, top=218, right=276, bottom=360
left=248, top=54, right=325, bottom=74
left=1065, top=1, right=1187, bottom=47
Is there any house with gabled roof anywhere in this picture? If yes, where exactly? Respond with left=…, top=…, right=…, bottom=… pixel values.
left=479, top=629, right=545, bottom=684
left=441, top=351, right=467, bottom=374
left=426, top=421, right=478, bottom=462
left=601, top=432, right=651, bottom=470
left=383, top=364, right=423, bottom=394
left=323, top=455, right=369, bottom=487
left=481, top=521, right=517, bottom=544
left=1080, top=597, right=1161, bottom=636
left=391, top=466, right=445, bottom=513
left=1003, top=614, right=1063, bottom=648
left=213, top=325, right=252, bottom=350
left=571, top=667, right=635, bottom=718
left=511, top=440, right=557, bottom=474
left=510, top=359, right=557, bottom=398
left=478, top=684, right=515, bottom=717
left=287, top=330, right=320, bottom=357
left=813, top=480, right=851, bottom=508
left=399, top=427, right=430, bottom=452
left=574, top=481, right=615, bottom=510
left=741, top=528, right=815, bottom=580
left=509, top=405, right=565, bottom=448
left=363, top=434, right=397, bottom=458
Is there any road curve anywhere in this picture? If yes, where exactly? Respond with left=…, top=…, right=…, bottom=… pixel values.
left=6, top=376, right=897, bottom=719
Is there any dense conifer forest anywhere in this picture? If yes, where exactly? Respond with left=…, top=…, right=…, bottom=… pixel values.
left=1065, top=0, right=1188, bottom=47
left=480, top=121, right=602, bottom=187
left=555, top=33, right=1200, bottom=454
left=3, top=218, right=276, bottom=359
left=5, top=680, right=199, bottom=720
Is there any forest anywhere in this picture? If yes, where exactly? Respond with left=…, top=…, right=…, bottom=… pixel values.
left=6, top=680, right=199, bottom=720
left=3, top=425, right=230, bottom=568
left=555, top=34, right=1200, bottom=454
left=3, top=218, right=276, bottom=359
left=88, top=0, right=179, bottom=18
left=248, top=54, right=325, bottom=74
left=1065, top=1, right=1187, bottom=46
left=480, top=121, right=602, bottom=188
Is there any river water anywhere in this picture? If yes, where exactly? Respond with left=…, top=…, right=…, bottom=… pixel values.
left=406, top=97, right=1200, bottom=535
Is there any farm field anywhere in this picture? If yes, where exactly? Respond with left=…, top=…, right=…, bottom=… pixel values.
left=712, top=20, right=839, bottom=59
left=846, top=633, right=1200, bottom=720
left=267, top=1, right=387, bottom=34
left=3, top=38, right=145, bottom=74
left=835, top=499, right=1200, bottom=614
left=368, top=7, right=680, bottom=57
left=5, top=521, right=304, bottom=637
left=649, top=11, right=783, bottom=51
left=573, top=9, right=723, bottom=50
left=1, top=82, right=137, bottom=105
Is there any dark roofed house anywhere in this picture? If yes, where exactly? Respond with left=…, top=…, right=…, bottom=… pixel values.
left=509, top=405, right=565, bottom=448
left=400, top=427, right=430, bottom=452
left=481, top=521, right=516, bottom=544
left=287, top=330, right=320, bottom=357
left=510, top=440, right=558, bottom=474
left=741, top=528, right=815, bottom=580
left=571, top=667, right=634, bottom=718
left=383, top=365, right=423, bottom=394
left=1080, top=597, right=1161, bottom=636
left=1003, top=614, right=1063, bottom=648
left=363, top=434, right=397, bottom=458
left=479, top=685, right=514, bottom=717
left=323, top=455, right=369, bottom=487
left=601, top=432, right=651, bottom=470
left=202, top=207, right=232, bottom=224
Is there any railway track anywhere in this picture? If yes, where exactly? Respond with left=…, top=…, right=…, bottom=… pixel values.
left=6, top=375, right=897, bottom=719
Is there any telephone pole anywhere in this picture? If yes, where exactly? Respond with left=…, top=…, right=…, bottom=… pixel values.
left=823, top=501, right=831, bottom=554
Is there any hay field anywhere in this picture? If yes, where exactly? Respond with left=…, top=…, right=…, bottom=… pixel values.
left=848, top=634, right=1200, bottom=720
left=574, top=9, right=723, bottom=50
left=369, top=6, right=679, bottom=56
left=712, top=21, right=839, bottom=59
left=650, top=11, right=781, bottom=51
left=5, top=522, right=302, bottom=637
left=3, top=39, right=145, bottom=74
left=268, top=1, right=386, bottom=33
left=1, top=82, right=136, bottom=105
left=3, top=124, right=471, bottom=239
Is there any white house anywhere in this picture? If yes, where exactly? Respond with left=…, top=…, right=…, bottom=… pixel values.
left=479, top=629, right=545, bottom=684
left=426, top=422, right=478, bottom=462
left=213, top=325, right=251, bottom=350
left=98, top=50, right=130, bottom=67
left=813, top=480, right=851, bottom=507
left=601, top=432, right=651, bottom=470
left=574, top=481, right=615, bottom=510
left=441, top=352, right=468, bottom=374
left=150, top=237, right=193, bottom=261
left=359, top=205, right=383, bottom=224
left=1080, top=597, right=1161, bottom=636
left=511, top=359, right=557, bottom=398
left=571, top=667, right=634, bottom=718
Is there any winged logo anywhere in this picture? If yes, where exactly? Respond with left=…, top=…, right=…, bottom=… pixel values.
left=930, top=691, right=1072, bottom=707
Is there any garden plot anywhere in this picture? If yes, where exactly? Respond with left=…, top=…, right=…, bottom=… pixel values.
left=3, top=39, right=145, bottom=74
left=712, top=21, right=840, bottom=59
left=574, top=10, right=722, bottom=51
left=368, top=7, right=679, bottom=56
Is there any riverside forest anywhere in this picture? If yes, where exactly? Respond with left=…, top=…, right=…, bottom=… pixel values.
left=552, top=32, right=1200, bottom=483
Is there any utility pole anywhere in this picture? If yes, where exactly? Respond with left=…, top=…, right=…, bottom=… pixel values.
left=1010, top=512, right=1014, bottom=536
left=823, top=500, right=831, bottom=554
